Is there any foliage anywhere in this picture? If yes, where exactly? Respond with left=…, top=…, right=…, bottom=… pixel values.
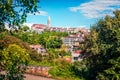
left=20, top=25, right=30, bottom=31
left=76, top=10, right=120, bottom=80
left=49, top=60, right=79, bottom=80
left=46, top=49, right=59, bottom=61
left=72, top=61, right=88, bottom=80
left=29, top=60, right=53, bottom=67
left=0, top=35, right=39, bottom=62
left=0, top=44, right=30, bottom=80
left=29, top=51, right=43, bottom=62
left=38, top=31, right=67, bottom=48
left=0, top=35, right=30, bottom=51
left=59, top=50, right=71, bottom=57
left=0, top=0, right=39, bottom=28
left=12, top=31, right=68, bottom=48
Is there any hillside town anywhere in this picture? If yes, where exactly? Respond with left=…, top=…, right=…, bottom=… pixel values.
left=26, top=16, right=90, bottom=62
left=0, top=0, right=120, bottom=80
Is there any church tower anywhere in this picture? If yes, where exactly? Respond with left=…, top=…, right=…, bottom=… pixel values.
left=47, top=16, right=51, bottom=27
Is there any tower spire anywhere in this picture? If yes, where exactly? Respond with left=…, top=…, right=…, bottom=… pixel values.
left=47, top=16, right=50, bottom=27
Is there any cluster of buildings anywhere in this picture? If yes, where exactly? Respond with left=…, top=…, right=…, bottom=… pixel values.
left=30, top=16, right=89, bottom=34
left=31, top=23, right=84, bottom=34
left=29, top=16, right=90, bottom=62
left=62, top=32, right=88, bottom=62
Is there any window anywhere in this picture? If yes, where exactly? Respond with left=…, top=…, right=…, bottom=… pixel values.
left=73, top=57, right=78, bottom=60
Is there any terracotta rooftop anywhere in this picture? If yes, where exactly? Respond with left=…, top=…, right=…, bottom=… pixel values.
left=74, top=50, right=82, bottom=54
left=32, top=24, right=46, bottom=28
left=29, top=45, right=42, bottom=48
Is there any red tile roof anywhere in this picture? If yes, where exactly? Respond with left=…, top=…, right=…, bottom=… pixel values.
left=29, top=45, right=42, bottom=48
left=32, top=24, right=46, bottom=29
left=74, top=50, right=82, bottom=54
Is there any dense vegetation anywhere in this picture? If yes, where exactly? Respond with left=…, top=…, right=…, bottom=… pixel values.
left=12, top=30, right=68, bottom=48
left=0, top=31, right=33, bottom=80
left=0, top=0, right=39, bottom=79
left=0, top=44, right=29, bottom=80
left=0, top=0, right=39, bottom=28
left=74, top=10, right=120, bottom=80
left=0, top=30, right=74, bottom=80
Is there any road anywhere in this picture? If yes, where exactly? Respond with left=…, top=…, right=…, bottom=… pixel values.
left=24, top=74, right=56, bottom=80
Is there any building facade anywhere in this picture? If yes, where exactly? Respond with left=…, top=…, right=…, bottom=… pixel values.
left=29, top=45, right=46, bottom=55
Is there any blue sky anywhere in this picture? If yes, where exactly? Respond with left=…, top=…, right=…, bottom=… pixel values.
left=25, top=0, right=120, bottom=28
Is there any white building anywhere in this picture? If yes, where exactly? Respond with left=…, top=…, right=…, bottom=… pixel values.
left=30, top=45, right=46, bottom=55
left=72, top=50, right=83, bottom=62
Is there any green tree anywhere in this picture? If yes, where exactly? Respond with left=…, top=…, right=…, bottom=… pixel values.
left=38, top=31, right=64, bottom=49
left=49, top=60, right=78, bottom=80
left=21, top=25, right=29, bottom=31
left=77, top=10, right=120, bottom=80
left=0, top=44, right=30, bottom=80
left=0, top=35, right=40, bottom=62
left=0, top=0, right=39, bottom=28
left=1, top=35, right=30, bottom=51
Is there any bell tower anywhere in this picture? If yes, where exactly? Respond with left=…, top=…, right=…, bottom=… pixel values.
left=47, top=16, right=50, bottom=27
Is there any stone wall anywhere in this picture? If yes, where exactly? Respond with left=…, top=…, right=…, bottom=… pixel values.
left=26, top=66, right=51, bottom=77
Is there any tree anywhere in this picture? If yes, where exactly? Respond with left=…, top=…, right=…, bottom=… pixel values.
left=38, top=31, right=63, bottom=49
left=21, top=25, right=29, bottom=31
left=94, top=10, right=120, bottom=80
left=0, top=44, right=30, bottom=80
left=0, top=0, right=39, bottom=28
left=1, top=35, right=31, bottom=51
left=76, top=10, right=120, bottom=80
left=49, top=60, right=77, bottom=80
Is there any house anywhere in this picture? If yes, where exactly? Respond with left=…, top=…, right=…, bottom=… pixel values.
left=62, top=33, right=84, bottom=52
left=31, top=24, right=47, bottom=34
left=29, top=45, right=46, bottom=55
left=80, top=28, right=90, bottom=35
left=72, top=50, right=83, bottom=62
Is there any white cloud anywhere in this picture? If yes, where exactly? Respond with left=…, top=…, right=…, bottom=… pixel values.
left=74, top=25, right=87, bottom=28
left=69, top=0, right=120, bottom=18
left=27, top=10, right=48, bottom=16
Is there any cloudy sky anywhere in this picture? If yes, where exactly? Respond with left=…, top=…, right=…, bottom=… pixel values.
left=26, top=0, right=120, bottom=28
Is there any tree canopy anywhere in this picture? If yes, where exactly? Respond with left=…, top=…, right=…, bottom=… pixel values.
left=0, top=44, right=30, bottom=80
left=0, top=0, right=39, bottom=28
left=76, top=10, right=120, bottom=80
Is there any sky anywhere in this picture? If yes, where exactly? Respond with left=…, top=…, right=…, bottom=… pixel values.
left=25, top=0, right=120, bottom=28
